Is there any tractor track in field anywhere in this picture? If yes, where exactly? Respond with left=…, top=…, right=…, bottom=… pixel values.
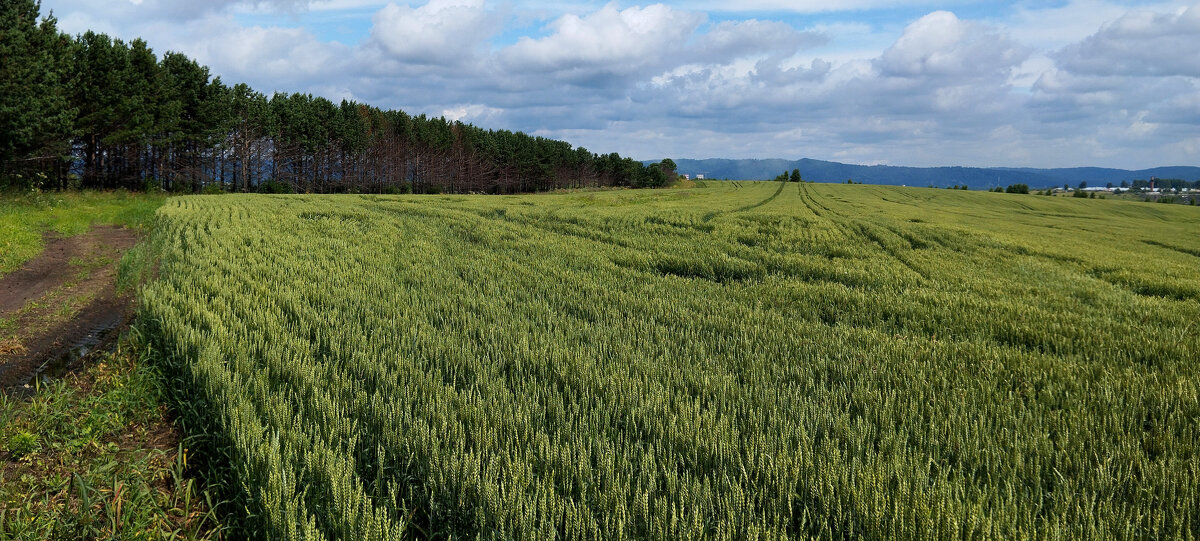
left=1142, top=239, right=1200, bottom=259
left=799, top=183, right=931, bottom=282
left=705, top=181, right=788, bottom=222
left=797, top=183, right=826, bottom=218
left=733, top=180, right=788, bottom=214
left=0, top=226, right=139, bottom=392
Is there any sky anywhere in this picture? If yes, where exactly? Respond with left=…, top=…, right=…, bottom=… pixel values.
left=40, top=0, right=1200, bottom=169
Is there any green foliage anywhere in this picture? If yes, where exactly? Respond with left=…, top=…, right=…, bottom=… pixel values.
left=140, top=183, right=1200, bottom=539
left=5, top=430, right=40, bottom=458
left=257, top=180, right=293, bottom=194
left=1131, top=178, right=1200, bottom=191
left=658, top=158, right=677, bottom=182
left=1005, top=183, right=1029, bottom=194
left=774, top=169, right=803, bottom=183
left=1, top=3, right=649, bottom=194
left=640, top=162, right=668, bottom=188
left=0, top=338, right=221, bottom=539
left=1073, top=189, right=1089, bottom=198
left=0, top=0, right=74, bottom=181
left=381, top=183, right=412, bottom=195
left=0, top=190, right=165, bottom=276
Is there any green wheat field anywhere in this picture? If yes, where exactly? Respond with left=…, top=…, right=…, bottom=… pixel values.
left=139, top=181, right=1199, bottom=539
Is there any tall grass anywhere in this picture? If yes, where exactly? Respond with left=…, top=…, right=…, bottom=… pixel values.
left=0, top=190, right=165, bottom=276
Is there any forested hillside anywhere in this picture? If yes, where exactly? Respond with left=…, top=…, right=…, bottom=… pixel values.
left=667, top=159, right=1200, bottom=189
left=0, top=1, right=668, bottom=194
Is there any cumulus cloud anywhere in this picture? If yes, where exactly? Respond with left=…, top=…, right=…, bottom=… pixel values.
left=1057, top=5, right=1200, bottom=77
left=499, top=4, right=704, bottom=80
left=188, top=21, right=350, bottom=88
left=600, top=3, right=1198, bottom=167
left=877, top=11, right=1028, bottom=79
left=1025, top=3, right=1200, bottom=158
left=490, top=4, right=827, bottom=110
left=689, top=19, right=827, bottom=62
left=442, top=103, right=504, bottom=123
left=369, top=0, right=499, bottom=65
left=36, top=0, right=1200, bottom=168
left=689, top=0, right=940, bottom=13
left=51, top=0, right=317, bottom=25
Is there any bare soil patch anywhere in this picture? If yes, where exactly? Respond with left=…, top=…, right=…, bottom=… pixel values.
left=0, top=225, right=139, bottom=391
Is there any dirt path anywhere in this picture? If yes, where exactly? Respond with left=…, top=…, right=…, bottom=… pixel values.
left=0, top=225, right=140, bottom=391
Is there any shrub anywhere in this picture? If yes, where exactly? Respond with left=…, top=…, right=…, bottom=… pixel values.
left=6, top=431, right=40, bottom=459
left=383, top=183, right=413, bottom=195
left=258, top=180, right=292, bottom=194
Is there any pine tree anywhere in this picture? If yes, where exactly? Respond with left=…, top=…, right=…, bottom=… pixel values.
left=0, top=0, right=74, bottom=184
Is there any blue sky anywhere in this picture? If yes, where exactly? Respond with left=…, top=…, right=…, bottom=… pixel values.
left=42, top=0, right=1200, bottom=168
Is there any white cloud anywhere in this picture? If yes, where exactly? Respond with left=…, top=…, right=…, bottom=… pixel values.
left=500, top=4, right=704, bottom=76
left=877, top=11, right=1028, bottom=79
left=35, top=0, right=1200, bottom=168
left=112, top=14, right=350, bottom=95
left=689, top=0, right=945, bottom=13
left=369, top=0, right=499, bottom=65
left=442, top=103, right=503, bottom=122
left=1057, top=4, right=1200, bottom=77
left=56, top=11, right=118, bottom=37
left=693, top=19, right=826, bottom=60
left=1004, top=0, right=1149, bottom=50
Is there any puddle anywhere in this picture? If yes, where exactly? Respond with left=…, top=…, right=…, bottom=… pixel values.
left=1, top=312, right=124, bottom=398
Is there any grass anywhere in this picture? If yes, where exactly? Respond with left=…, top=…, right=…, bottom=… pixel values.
left=0, top=335, right=220, bottom=540
left=140, top=182, right=1199, bottom=539
left=1, top=189, right=219, bottom=539
left=0, top=190, right=165, bottom=277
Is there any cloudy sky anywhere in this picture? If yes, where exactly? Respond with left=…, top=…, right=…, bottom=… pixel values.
left=41, top=0, right=1200, bottom=168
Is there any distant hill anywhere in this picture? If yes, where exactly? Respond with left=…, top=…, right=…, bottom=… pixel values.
left=652, top=158, right=1200, bottom=190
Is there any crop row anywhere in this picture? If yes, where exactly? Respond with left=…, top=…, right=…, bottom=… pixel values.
left=141, top=183, right=1200, bottom=539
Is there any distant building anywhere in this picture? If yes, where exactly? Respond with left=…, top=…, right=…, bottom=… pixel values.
left=696, top=174, right=705, bottom=180
left=683, top=174, right=691, bottom=180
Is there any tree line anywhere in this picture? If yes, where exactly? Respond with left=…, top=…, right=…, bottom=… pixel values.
left=0, top=1, right=675, bottom=194
left=1130, top=179, right=1200, bottom=191
left=772, top=169, right=805, bottom=182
